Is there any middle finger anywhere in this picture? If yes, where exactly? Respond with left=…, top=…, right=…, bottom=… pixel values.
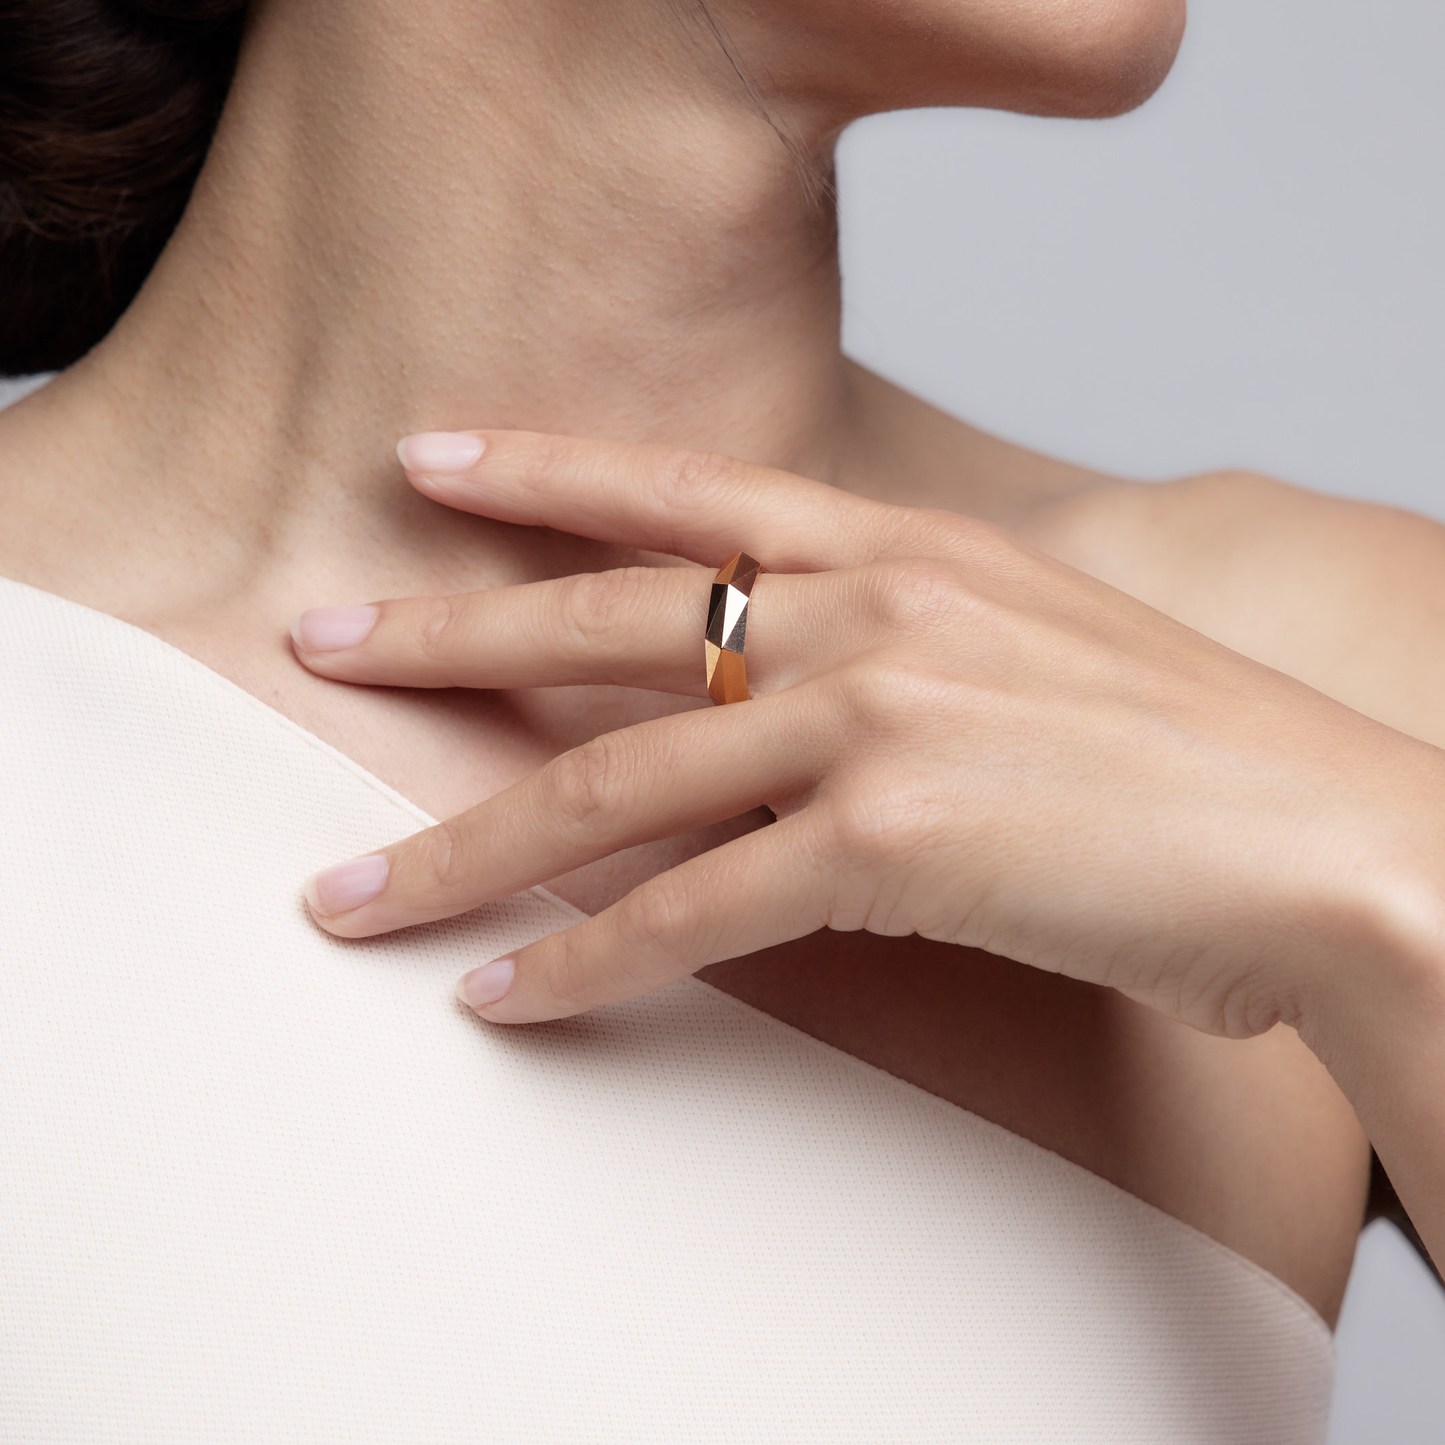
left=303, top=686, right=826, bottom=937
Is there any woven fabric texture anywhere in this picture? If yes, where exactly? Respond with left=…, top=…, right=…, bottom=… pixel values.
left=0, top=574, right=1333, bottom=1442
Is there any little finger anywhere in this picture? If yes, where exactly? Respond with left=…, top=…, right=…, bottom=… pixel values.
left=456, top=816, right=833, bottom=1023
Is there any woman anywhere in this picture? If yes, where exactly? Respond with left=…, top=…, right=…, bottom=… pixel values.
left=1, top=0, right=1439, bottom=1437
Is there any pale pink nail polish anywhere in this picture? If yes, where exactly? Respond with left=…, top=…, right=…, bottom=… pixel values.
left=396, top=432, right=484, bottom=474
left=305, top=854, right=389, bottom=915
left=456, top=957, right=516, bottom=1011
left=291, top=605, right=378, bottom=652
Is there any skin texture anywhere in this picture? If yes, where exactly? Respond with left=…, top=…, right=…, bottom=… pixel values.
left=293, top=427, right=1445, bottom=1326
left=296, top=427, right=1445, bottom=1045
left=1, top=0, right=1441, bottom=1327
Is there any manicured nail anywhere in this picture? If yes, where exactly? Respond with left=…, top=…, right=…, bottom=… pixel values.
left=456, top=957, right=516, bottom=1011
left=291, top=604, right=379, bottom=652
left=396, top=432, right=484, bottom=474
left=305, top=854, right=389, bottom=915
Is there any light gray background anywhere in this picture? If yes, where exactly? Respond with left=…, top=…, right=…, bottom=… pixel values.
left=836, top=0, right=1445, bottom=1437
left=839, top=0, right=1445, bottom=513
left=3, top=0, right=1442, bottom=1432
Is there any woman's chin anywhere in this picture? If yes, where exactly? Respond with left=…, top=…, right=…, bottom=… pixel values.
left=1021, top=0, right=1189, bottom=118
left=834, top=0, right=1188, bottom=121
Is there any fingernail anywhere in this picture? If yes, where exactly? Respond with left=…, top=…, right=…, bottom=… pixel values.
left=456, top=957, right=516, bottom=1011
left=397, top=432, right=484, bottom=474
left=291, top=604, right=379, bottom=652
left=305, top=854, right=389, bottom=915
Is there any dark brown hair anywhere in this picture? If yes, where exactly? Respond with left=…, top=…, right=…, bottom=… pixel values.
left=0, top=0, right=244, bottom=377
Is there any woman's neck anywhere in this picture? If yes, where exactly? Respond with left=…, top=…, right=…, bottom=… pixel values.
left=2, top=0, right=872, bottom=621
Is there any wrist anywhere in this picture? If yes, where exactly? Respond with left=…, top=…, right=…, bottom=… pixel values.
left=1293, top=847, right=1445, bottom=1273
left=1293, top=846, right=1445, bottom=1090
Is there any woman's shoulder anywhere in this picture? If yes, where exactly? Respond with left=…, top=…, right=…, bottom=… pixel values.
left=1024, top=469, right=1445, bottom=746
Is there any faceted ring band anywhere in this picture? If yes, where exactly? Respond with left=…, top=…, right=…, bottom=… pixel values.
left=705, top=552, right=764, bottom=705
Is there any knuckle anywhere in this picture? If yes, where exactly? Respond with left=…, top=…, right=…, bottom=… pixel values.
left=904, top=506, right=1010, bottom=562
left=831, top=660, right=958, bottom=733
left=650, top=447, right=752, bottom=526
left=531, top=430, right=587, bottom=483
left=657, top=447, right=738, bottom=499
left=862, top=557, right=972, bottom=633
left=613, top=875, right=691, bottom=959
left=825, top=778, right=950, bottom=884
left=549, top=731, right=634, bottom=830
left=824, top=783, right=929, bottom=878
left=417, top=593, right=464, bottom=667
left=556, top=567, right=649, bottom=653
left=539, top=931, right=595, bottom=1011
left=414, top=817, right=465, bottom=897
left=539, top=885, right=690, bottom=1011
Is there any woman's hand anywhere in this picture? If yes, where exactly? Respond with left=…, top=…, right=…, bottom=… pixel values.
left=292, top=430, right=1445, bottom=1049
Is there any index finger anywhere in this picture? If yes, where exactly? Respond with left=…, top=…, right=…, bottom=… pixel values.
left=396, top=430, right=915, bottom=573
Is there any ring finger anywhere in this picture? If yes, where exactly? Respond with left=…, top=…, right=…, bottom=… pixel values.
left=292, top=562, right=870, bottom=698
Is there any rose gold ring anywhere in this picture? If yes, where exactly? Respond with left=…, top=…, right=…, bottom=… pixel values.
left=705, top=552, right=763, bottom=705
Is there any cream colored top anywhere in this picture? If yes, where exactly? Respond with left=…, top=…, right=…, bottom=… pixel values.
left=0, top=574, right=1333, bottom=1442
